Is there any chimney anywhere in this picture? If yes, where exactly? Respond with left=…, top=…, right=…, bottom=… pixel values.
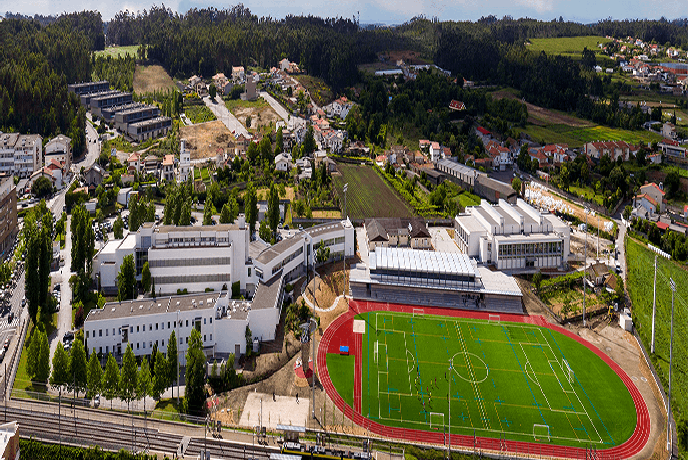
left=237, top=213, right=246, bottom=229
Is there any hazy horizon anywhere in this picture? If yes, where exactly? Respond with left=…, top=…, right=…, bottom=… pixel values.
left=3, top=0, right=687, bottom=27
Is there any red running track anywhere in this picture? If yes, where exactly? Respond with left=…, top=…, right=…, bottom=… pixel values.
left=317, top=300, right=650, bottom=459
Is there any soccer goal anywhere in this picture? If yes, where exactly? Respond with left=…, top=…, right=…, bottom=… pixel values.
left=412, top=309, right=425, bottom=318
left=429, top=412, right=445, bottom=430
left=488, top=314, right=501, bottom=322
left=374, top=341, right=379, bottom=364
left=533, top=424, right=551, bottom=442
left=563, top=359, right=574, bottom=385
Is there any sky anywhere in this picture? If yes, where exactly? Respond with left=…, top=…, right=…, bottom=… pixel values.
left=3, top=0, right=687, bottom=25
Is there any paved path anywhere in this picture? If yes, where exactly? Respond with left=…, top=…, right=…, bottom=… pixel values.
left=259, top=91, right=305, bottom=128
left=203, top=96, right=249, bottom=137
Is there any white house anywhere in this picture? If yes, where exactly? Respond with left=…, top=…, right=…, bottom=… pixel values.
left=274, top=153, right=292, bottom=172
left=45, top=134, right=72, bottom=173
left=0, top=133, right=43, bottom=178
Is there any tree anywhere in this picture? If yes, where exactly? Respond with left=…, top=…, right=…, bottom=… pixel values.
left=179, top=201, right=191, bottom=226
left=32, top=176, right=53, bottom=198
left=50, top=343, right=71, bottom=397
left=245, top=183, right=258, bottom=238
left=623, top=205, right=632, bottom=221
left=315, top=240, right=330, bottom=265
left=259, top=219, right=271, bottom=242
left=245, top=325, right=253, bottom=356
left=26, top=329, right=41, bottom=380
left=70, top=339, right=88, bottom=398
left=665, top=168, right=681, bottom=198
left=167, top=330, right=178, bottom=399
left=511, top=177, right=522, bottom=197
left=152, top=351, right=168, bottom=401
left=203, top=194, right=213, bottom=225
left=102, top=353, right=120, bottom=409
left=117, top=254, right=136, bottom=301
left=275, top=126, right=284, bottom=155
left=532, top=271, right=543, bottom=295
left=119, top=344, right=138, bottom=413
left=87, top=349, right=103, bottom=400
left=267, top=183, right=279, bottom=235
left=303, top=125, right=316, bottom=156
left=209, top=83, right=217, bottom=99
left=246, top=115, right=252, bottom=128
left=141, top=262, right=151, bottom=295
left=36, top=330, right=50, bottom=383
left=220, top=203, right=232, bottom=224
left=113, top=216, right=124, bottom=239
left=137, top=357, right=152, bottom=416
left=184, top=328, right=206, bottom=416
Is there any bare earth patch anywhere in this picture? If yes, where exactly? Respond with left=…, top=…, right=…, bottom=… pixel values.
left=491, top=90, right=593, bottom=127
left=179, top=120, right=235, bottom=160
left=231, top=104, right=281, bottom=132
left=133, top=65, right=177, bottom=94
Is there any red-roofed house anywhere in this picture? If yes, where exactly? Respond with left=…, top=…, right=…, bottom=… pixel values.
left=419, top=140, right=431, bottom=153
left=162, top=154, right=175, bottom=182
left=656, top=221, right=670, bottom=231
left=639, top=182, right=666, bottom=213
left=449, top=100, right=465, bottom=111
left=584, top=141, right=637, bottom=161
left=684, top=204, right=688, bottom=220
left=474, top=157, right=493, bottom=170
left=475, top=126, right=492, bottom=144
left=127, top=153, right=142, bottom=174
left=430, top=142, right=442, bottom=162
left=528, top=148, right=549, bottom=168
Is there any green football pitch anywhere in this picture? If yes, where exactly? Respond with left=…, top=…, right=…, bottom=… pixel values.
left=355, top=311, right=636, bottom=448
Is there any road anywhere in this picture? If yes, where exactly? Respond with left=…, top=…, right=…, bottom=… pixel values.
left=259, top=91, right=305, bottom=128
left=203, top=95, right=249, bottom=137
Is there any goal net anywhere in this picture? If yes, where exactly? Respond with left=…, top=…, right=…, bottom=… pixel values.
left=563, top=359, right=574, bottom=385
left=429, top=412, right=445, bottom=430
left=412, top=309, right=425, bottom=317
left=489, top=314, right=501, bottom=322
left=533, top=424, right=551, bottom=442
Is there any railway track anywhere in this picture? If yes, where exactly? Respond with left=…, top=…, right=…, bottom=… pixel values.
left=7, top=405, right=273, bottom=459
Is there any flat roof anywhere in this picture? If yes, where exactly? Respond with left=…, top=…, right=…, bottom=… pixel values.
left=120, top=233, right=137, bottom=250
left=494, top=233, right=563, bottom=243
left=252, top=273, right=284, bottom=312
left=437, top=158, right=476, bottom=175
left=130, top=116, right=172, bottom=127
left=455, top=213, right=486, bottom=233
left=86, top=292, right=223, bottom=322
left=117, top=104, right=158, bottom=116
left=476, top=267, right=522, bottom=297
left=255, top=234, right=305, bottom=264
left=249, top=239, right=270, bottom=260
left=306, top=220, right=347, bottom=238
left=371, top=247, right=476, bottom=277
left=155, top=223, right=241, bottom=233
left=91, top=91, right=131, bottom=102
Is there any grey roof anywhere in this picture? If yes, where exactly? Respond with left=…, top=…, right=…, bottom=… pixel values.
left=251, top=273, right=284, bottom=312
left=255, top=234, right=305, bottom=264
left=85, top=292, right=223, bottom=322
left=371, top=246, right=476, bottom=277
left=437, top=158, right=476, bottom=176
left=366, top=219, right=388, bottom=242
left=249, top=239, right=270, bottom=259
left=155, top=223, right=241, bottom=233
left=305, top=221, right=346, bottom=238
left=365, top=218, right=429, bottom=240
left=476, top=175, right=516, bottom=198
left=130, top=116, right=172, bottom=128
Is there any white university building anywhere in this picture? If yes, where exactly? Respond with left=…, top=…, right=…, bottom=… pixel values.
left=454, top=198, right=571, bottom=273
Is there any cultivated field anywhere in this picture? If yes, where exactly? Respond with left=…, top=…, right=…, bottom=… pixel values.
left=332, top=163, right=414, bottom=220
left=179, top=120, right=234, bottom=160
left=491, top=90, right=593, bottom=128
left=133, top=65, right=177, bottom=94
left=329, top=310, right=636, bottom=447
left=94, top=45, right=139, bottom=58
left=626, top=238, right=688, bottom=427
left=522, top=124, right=664, bottom=148
left=527, top=36, right=611, bottom=61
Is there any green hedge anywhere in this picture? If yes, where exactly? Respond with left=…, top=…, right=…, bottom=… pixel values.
left=19, top=438, right=166, bottom=460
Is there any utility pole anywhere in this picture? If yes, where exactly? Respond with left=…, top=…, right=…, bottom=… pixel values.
left=667, top=277, right=676, bottom=452
left=583, top=208, right=588, bottom=328
left=311, top=317, right=316, bottom=421
left=343, top=183, right=348, bottom=300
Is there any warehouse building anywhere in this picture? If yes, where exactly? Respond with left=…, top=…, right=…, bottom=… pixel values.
left=454, top=198, right=570, bottom=273
left=349, top=246, right=522, bottom=312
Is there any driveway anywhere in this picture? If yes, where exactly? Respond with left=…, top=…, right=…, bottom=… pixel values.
left=50, top=215, right=74, bottom=359
left=429, top=227, right=461, bottom=253
left=203, top=96, right=248, bottom=137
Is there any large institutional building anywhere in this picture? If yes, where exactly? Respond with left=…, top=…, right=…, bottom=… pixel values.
left=454, top=198, right=571, bottom=273
left=89, top=218, right=354, bottom=362
left=94, top=217, right=354, bottom=296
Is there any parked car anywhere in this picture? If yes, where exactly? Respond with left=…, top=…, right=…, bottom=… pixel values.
left=63, top=331, right=74, bottom=344
left=3, top=338, right=9, bottom=351
left=7, top=312, right=13, bottom=323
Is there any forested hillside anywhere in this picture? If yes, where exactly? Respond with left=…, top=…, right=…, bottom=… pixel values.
left=0, top=15, right=95, bottom=155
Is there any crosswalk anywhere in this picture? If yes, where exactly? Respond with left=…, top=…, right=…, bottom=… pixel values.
left=0, top=317, right=17, bottom=330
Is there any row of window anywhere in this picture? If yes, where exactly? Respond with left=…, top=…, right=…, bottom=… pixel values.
left=86, top=317, right=212, bottom=339
left=95, top=333, right=214, bottom=355
left=497, top=241, right=562, bottom=257
left=155, top=273, right=231, bottom=284
left=373, top=269, right=475, bottom=283
left=148, top=256, right=231, bottom=268
left=272, top=246, right=304, bottom=275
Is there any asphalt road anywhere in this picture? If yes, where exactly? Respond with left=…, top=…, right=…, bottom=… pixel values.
left=203, top=95, right=249, bottom=137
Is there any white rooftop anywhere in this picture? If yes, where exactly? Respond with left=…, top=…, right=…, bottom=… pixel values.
left=370, top=247, right=476, bottom=277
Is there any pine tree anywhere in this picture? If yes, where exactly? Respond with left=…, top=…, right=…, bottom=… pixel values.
left=167, top=330, right=178, bottom=397
left=36, top=330, right=50, bottom=383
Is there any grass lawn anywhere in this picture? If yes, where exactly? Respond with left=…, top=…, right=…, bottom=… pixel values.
left=346, top=311, right=636, bottom=448
left=103, top=136, right=135, bottom=154
left=332, top=163, right=414, bottom=220
left=133, top=65, right=177, bottom=94
left=527, top=36, right=614, bottom=65
left=568, top=185, right=605, bottom=207
left=326, top=354, right=355, bottom=408
left=185, top=106, right=217, bottom=124
left=521, top=123, right=664, bottom=148
left=456, top=192, right=481, bottom=210
left=626, top=237, right=688, bottom=427
left=200, top=167, right=210, bottom=182
left=224, top=98, right=269, bottom=113
left=94, top=45, right=139, bottom=59
left=14, top=315, right=58, bottom=399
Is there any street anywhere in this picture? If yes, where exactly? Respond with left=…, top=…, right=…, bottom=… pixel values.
left=203, top=95, right=249, bottom=137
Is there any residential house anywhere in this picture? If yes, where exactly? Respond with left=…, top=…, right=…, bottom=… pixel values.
left=662, top=122, right=678, bottom=140
left=486, top=144, right=512, bottom=171
left=127, top=153, right=142, bottom=174
left=324, top=97, right=354, bottom=119
left=639, top=182, right=666, bottom=213
left=419, top=139, right=431, bottom=155
left=274, top=153, right=292, bottom=172
left=528, top=148, right=549, bottom=168
left=429, top=141, right=442, bottom=162
left=45, top=134, right=72, bottom=173
left=449, top=100, right=465, bottom=112
left=83, top=163, right=106, bottom=187
left=162, top=155, right=175, bottom=182
left=212, top=73, right=228, bottom=90
left=364, top=217, right=431, bottom=251
left=231, top=66, right=245, bottom=83
left=647, top=153, right=662, bottom=164
left=584, top=141, right=638, bottom=162
left=586, top=262, right=610, bottom=287
left=347, top=141, right=370, bottom=157
left=475, top=126, right=492, bottom=145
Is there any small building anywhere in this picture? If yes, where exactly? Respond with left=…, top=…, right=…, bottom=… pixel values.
left=177, top=141, right=191, bottom=183
left=274, top=153, right=292, bottom=172
left=639, top=182, right=666, bottom=213
left=83, top=163, right=106, bottom=187
left=364, top=217, right=431, bottom=251
left=0, top=421, right=19, bottom=460
left=232, top=66, right=245, bottom=83
left=586, top=262, right=610, bottom=287
left=0, top=180, right=17, bottom=258
left=45, top=134, right=72, bottom=172
left=474, top=174, right=517, bottom=204
left=162, top=154, right=175, bottom=182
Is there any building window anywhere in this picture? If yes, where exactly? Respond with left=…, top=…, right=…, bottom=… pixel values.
left=180, top=338, right=183, bottom=345
left=149, top=341, right=152, bottom=348
left=149, top=323, right=152, bottom=331
left=248, top=267, right=251, bottom=277
left=162, top=339, right=165, bottom=346
left=161, top=322, right=164, bottom=330
left=204, top=335, right=206, bottom=342
left=143, top=325, right=145, bottom=332
left=156, top=340, right=159, bottom=346
left=113, top=328, right=115, bottom=336
left=143, top=342, right=146, bottom=349
left=173, top=321, right=176, bottom=328
left=99, top=329, right=102, bottom=337
left=168, top=322, right=171, bottom=329
left=130, top=326, right=133, bottom=333
left=137, top=326, right=139, bottom=332
left=106, top=346, right=108, bottom=353
left=106, top=329, right=108, bottom=336
left=186, top=337, right=188, bottom=344
left=86, top=331, right=89, bottom=338
left=210, top=334, right=212, bottom=341
left=156, top=323, right=158, bottom=330
left=204, top=318, right=206, bottom=325
left=210, top=317, right=212, bottom=324
left=99, top=347, right=102, bottom=354
left=186, top=320, right=189, bottom=328
left=137, top=343, right=140, bottom=350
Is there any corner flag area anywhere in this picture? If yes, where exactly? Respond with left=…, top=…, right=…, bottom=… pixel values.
left=318, top=301, right=650, bottom=459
